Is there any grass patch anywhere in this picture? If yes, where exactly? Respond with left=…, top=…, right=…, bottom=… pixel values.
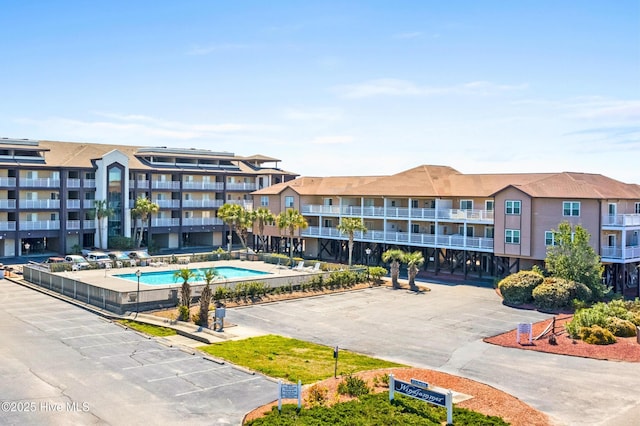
left=117, top=319, right=177, bottom=337
left=198, top=335, right=404, bottom=383
left=246, top=393, right=508, bottom=425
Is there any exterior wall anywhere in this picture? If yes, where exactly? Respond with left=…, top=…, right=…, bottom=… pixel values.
left=493, top=187, right=532, bottom=257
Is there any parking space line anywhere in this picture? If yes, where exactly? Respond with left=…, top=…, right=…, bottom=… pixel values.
left=62, top=331, right=125, bottom=340
left=147, top=366, right=227, bottom=382
left=122, top=355, right=201, bottom=370
left=99, top=348, right=165, bottom=359
left=80, top=340, right=149, bottom=349
left=175, top=376, right=261, bottom=396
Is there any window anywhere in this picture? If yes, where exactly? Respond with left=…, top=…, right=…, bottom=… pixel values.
left=261, top=196, right=269, bottom=207
left=323, top=198, right=333, bottom=206
left=485, top=227, right=494, bottom=238
left=458, top=225, right=474, bottom=237
left=411, top=200, right=419, bottom=208
left=635, top=202, right=640, bottom=214
left=412, top=224, right=420, bottom=233
left=323, top=219, right=333, bottom=228
left=563, top=201, right=580, bottom=217
left=285, top=196, right=294, bottom=208
left=460, top=200, right=473, bottom=210
left=545, top=231, right=556, bottom=246
left=505, top=200, right=521, bottom=215
left=485, top=200, right=494, bottom=211
left=505, top=229, right=520, bottom=244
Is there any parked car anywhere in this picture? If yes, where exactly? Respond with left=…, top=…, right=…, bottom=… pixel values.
left=108, top=251, right=136, bottom=267
left=85, top=251, right=113, bottom=268
left=44, top=257, right=66, bottom=264
left=127, top=250, right=152, bottom=266
left=64, top=255, right=91, bottom=270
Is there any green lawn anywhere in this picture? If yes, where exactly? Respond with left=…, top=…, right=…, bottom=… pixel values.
left=117, top=319, right=177, bottom=337
left=198, top=334, right=405, bottom=383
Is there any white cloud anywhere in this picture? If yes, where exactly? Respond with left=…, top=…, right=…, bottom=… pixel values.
left=334, top=79, right=528, bottom=99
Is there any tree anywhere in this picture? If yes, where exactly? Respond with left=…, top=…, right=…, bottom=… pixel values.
left=174, top=267, right=197, bottom=320
left=545, top=221, right=606, bottom=300
left=337, top=217, right=367, bottom=267
left=405, top=251, right=425, bottom=292
left=253, top=207, right=275, bottom=252
left=217, top=203, right=246, bottom=251
left=132, top=197, right=160, bottom=248
left=94, top=200, right=114, bottom=249
left=276, top=208, right=308, bottom=266
left=198, top=268, right=219, bottom=327
left=382, top=249, right=405, bottom=289
left=236, top=208, right=255, bottom=250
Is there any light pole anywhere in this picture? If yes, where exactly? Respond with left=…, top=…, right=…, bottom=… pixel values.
left=365, top=248, right=372, bottom=281
left=135, top=269, right=141, bottom=317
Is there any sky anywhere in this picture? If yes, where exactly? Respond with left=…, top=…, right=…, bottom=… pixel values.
left=1, top=1, right=639, bottom=184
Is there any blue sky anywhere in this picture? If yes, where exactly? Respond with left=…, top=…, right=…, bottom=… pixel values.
left=1, top=1, right=639, bottom=183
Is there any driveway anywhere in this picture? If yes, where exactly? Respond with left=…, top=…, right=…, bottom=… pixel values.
left=0, top=282, right=277, bottom=426
left=227, top=283, right=640, bottom=426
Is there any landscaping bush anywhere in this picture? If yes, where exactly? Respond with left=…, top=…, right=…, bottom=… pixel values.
left=532, top=278, right=571, bottom=310
left=178, top=305, right=190, bottom=322
left=628, top=312, right=640, bottom=327
left=213, top=286, right=231, bottom=303
left=605, top=317, right=637, bottom=337
left=368, top=266, right=388, bottom=284
left=337, top=373, right=369, bottom=397
left=579, top=325, right=616, bottom=345
left=497, top=270, right=544, bottom=305
left=565, top=306, right=609, bottom=338
left=108, top=236, right=135, bottom=250
left=305, top=384, right=329, bottom=407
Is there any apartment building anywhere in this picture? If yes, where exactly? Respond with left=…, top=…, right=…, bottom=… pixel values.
left=253, top=165, right=640, bottom=296
left=0, top=138, right=297, bottom=258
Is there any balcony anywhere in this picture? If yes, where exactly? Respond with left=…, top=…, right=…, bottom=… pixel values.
left=0, top=221, right=16, bottom=231
left=155, top=200, right=181, bottom=208
left=182, top=199, right=224, bottom=208
left=20, top=220, right=61, bottom=230
left=602, top=214, right=640, bottom=228
left=67, top=179, right=81, bottom=188
left=182, top=217, right=223, bottom=226
left=66, top=220, right=81, bottom=230
left=226, top=182, right=257, bottom=191
left=130, top=180, right=149, bottom=189
left=83, top=219, right=96, bottom=229
left=183, top=181, right=224, bottom=190
left=0, top=199, right=17, bottom=209
left=0, top=177, right=17, bottom=186
left=302, top=205, right=494, bottom=223
left=151, top=218, right=181, bottom=227
left=83, top=200, right=96, bottom=209
left=21, top=199, right=61, bottom=209
left=301, top=226, right=494, bottom=251
left=227, top=200, right=253, bottom=210
left=151, top=181, right=180, bottom=190
left=66, top=200, right=81, bottom=209
left=21, top=178, right=61, bottom=188
left=84, top=179, right=97, bottom=188
left=601, top=245, right=640, bottom=262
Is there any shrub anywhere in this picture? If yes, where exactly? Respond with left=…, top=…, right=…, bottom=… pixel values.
left=305, top=384, right=329, bottom=407
left=532, top=278, right=571, bottom=310
left=628, top=312, right=640, bottom=327
left=565, top=306, right=609, bottom=338
left=108, top=236, right=135, bottom=250
left=178, top=305, right=190, bottom=322
left=605, top=317, right=637, bottom=337
left=213, top=286, right=230, bottom=302
left=191, top=312, right=200, bottom=325
left=337, top=373, right=369, bottom=397
left=372, top=373, right=390, bottom=388
left=579, top=325, right=616, bottom=345
left=625, top=298, right=640, bottom=313
left=592, top=299, right=631, bottom=320
left=498, top=271, right=543, bottom=305
left=368, top=266, right=388, bottom=284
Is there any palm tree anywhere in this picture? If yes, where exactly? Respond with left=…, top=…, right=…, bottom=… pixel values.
left=174, top=267, right=197, bottom=319
left=253, top=207, right=275, bottom=252
left=133, top=197, right=160, bottom=248
left=217, top=203, right=243, bottom=251
left=337, top=217, right=367, bottom=267
left=381, top=249, right=405, bottom=289
left=94, top=200, right=114, bottom=249
left=198, top=268, right=219, bottom=327
left=236, top=208, right=255, bottom=250
left=405, top=251, right=425, bottom=292
left=276, top=208, right=308, bottom=266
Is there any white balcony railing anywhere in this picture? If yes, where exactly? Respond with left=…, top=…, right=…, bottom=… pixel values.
left=182, top=217, right=223, bottom=226
left=66, top=220, right=81, bottom=229
left=601, top=245, right=640, bottom=261
left=67, top=179, right=81, bottom=188
left=0, top=177, right=17, bottom=186
left=182, top=181, right=224, bottom=190
left=130, top=180, right=149, bottom=189
left=0, top=199, right=17, bottom=209
left=302, top=205, right=494, bottom=222
left=227, top=200, right=253, bottom=210
left=21, top=199, right=61, bottom=209
left=83, top=219, right=96, bottom=229
left=301, top=226, right=494, bottom=251
left=21, top=178, right=61, bottom=187
left=182, top=199, right=224, bottom=208
left=155, top=200, right=181, bottom=208
left=151, top=218, right=181, bottom=227
left=151, top=181, right=181, bottom=190
left=0, top=221, right=16, bottom=231
left=226, top=182, right=257, bottom=191
left=83, top=200, right=95, bottom=209
left=602, top=214, right=640, bottom=227
left=84, top=179, right=96, bottom=188
left=66, top=200, right=81, bottom=209
left=20, top=220, right=60, bottom=230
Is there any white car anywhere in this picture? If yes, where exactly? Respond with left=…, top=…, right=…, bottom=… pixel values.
left=85, top=251, right=113, bottom=268
left=64, top=255, right=91, bottom=270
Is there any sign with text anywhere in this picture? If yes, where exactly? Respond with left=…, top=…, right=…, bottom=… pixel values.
left=389, top=375, right=453, bottom=424
left=278, top=380, right=302, bottom=412
left=516, top=322, right=533, bottom=344
left=410, top=378, right=429, bottom=389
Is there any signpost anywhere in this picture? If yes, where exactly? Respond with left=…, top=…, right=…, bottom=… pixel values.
left=333, top=346, right=339, bottom=378
left=389, top=374, right=453, bottom=424
left=278, top=380, right=302, bottom=412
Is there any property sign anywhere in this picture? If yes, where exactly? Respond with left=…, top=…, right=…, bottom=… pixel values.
left=516, top=322, right=533, bottom=344
left=278, top=380, right=302, bottom=412
left=410, top=378, right=429, bottom=389
left=389, top=374, right=453, bottom=424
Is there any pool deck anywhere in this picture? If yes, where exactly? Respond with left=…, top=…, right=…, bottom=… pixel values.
left=56, top=259, right=305, bottom=292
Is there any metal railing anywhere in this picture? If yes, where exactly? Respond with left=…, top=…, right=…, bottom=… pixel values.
left=602, top=214, right=640, bottom=227
left=302, top=205, right=494, bottom=222
left=20, top=220, right=61, bottom=230
left=601, top=245, right=640, bottom=260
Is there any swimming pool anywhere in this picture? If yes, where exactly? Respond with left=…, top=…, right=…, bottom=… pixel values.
left=115, top=266, right=269, bottom=286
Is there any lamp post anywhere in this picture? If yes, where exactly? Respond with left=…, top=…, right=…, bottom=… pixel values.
left=135, top=269, right=141, bottom=317
left=365, top=248, right=372, bottom=281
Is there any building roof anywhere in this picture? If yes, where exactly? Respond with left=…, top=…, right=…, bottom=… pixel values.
left=253, top=165, right=640, bottom=200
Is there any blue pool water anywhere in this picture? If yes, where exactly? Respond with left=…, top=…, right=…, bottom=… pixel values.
left=115, top=266, right=268, bottom=285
